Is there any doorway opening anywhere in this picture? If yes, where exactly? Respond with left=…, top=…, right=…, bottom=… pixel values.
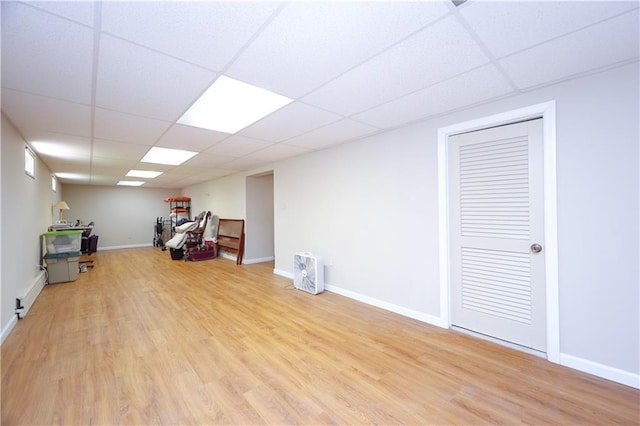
left=244, top=171, right=275, bottom=265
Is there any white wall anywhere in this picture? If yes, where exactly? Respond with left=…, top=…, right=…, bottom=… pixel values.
left=1, top=114, right=60, bottom=337
left=62, top=185, right=177, bottom=249
left=186, top=173, right=247, bottom=220
left=184, top=63, right=639, bottom=382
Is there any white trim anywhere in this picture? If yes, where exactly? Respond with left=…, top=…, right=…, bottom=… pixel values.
left=437, top=101, right=560, bottom=363
left=1, top=315, right=18, bottom=345
left=274, top=268, right=446, bottom=327
left=100, top=243, right=152, bottom=251
left=326, top=285, right=447, bottom=327
left=274, top=268, right=293, bottom=279
left=243, top=256, right=274, bottom=265
left=560, top=353, right=640, bottom=389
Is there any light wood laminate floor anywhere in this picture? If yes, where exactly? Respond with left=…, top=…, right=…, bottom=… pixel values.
left=2, top=247, right=638, bottom=425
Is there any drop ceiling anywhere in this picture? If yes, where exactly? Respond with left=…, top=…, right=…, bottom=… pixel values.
left=2, top=1, right=638, bottom=189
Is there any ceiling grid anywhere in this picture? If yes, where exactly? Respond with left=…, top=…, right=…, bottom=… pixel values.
left=1, top=0, right=637, bottom=188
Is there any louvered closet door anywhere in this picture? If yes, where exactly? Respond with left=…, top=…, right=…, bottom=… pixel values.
left=449, top=119, right=546, bottom=352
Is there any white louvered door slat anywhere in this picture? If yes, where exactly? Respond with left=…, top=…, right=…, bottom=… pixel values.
left=450, top=119, right=546, bottom=352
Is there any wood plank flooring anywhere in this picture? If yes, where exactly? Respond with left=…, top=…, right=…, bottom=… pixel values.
left=2, top=247, right=638, bottom=425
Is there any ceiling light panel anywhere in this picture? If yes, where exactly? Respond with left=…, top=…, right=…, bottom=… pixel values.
left=178, top=75, right=293, bottom=134
left=126, top=170, right=163, bottom=178
left=141, top=147, right=198, bottom=165
left=117, top=180, right=145, bottom=186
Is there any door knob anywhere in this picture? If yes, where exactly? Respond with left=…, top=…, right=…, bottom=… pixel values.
left=530, top=243, right=543, bottom=253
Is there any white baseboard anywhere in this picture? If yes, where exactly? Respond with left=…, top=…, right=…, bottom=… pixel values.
left=100, top=243, right=153, bottom=251
left=1, top=314, right=18, bottom=345
left=325, top=284, right=447, bottom=328
left=560, top=353, right=639, bottom=389
left=274, top=269, right=293, bottom=279
left=243, top=256, right=274, bottom=265
left=273, top=268, right=445, bottom=327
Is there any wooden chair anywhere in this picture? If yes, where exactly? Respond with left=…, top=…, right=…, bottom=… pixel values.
left=216, top=219, right=245, bottom=265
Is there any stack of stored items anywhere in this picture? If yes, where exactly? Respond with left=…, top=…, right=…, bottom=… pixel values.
left=42, top=230, right=82, bottom=283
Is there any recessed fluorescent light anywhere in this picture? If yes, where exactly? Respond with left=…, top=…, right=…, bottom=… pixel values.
left=126, top=170, right=163, bottom=178
left=117, top=181, right=145, bottom=186
left=178, top=75, right=293, bottom=134
left=140, top=147, right=197, bottom=166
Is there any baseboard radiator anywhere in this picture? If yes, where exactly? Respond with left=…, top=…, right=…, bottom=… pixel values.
left=16, top=269, right=47, bottom=319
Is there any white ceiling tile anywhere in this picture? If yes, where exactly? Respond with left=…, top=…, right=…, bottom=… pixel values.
left=144, top=181, right=184, bottom=189
left=41, top=156, right=91, bottom=175
left=180, top=152, right=238, bottom=168
left=353, top=64, right=514, bottom=129
left=227, top=1, right=451, bottom=98
left=101, top=2, right=279, bottom=71
left=94, top=108, right=172, bottom=145
left=1, top=2, right=94, bottom=104
left=220, top=157, right=268, bottom=170
left=89, top=175, right=121, bottom=186
left=90, top=166, right=129, bottom=178
left=169, top=175, right=226, bottom=187
left=246, top=143, right=311, bottom=162
left=47, top=159, right=91, bottom=175
left=500, top=10, right=640, bottom=90
left=2, top=90, right=92, bottom=137
left=154, top=166, right=193, bottom=181
left=286, top=119, right=381, bottom=150
left=204, top=135, right=273, bottom=157
left=24, top=1, right=95, bottom=26
left=303, top=15, right=490, bottom=116
left=461, top=1, right=639, bottom=58
left=92, top=139, right=151, bottom=161
left=91, top=157, right=138, bottom=169
left=166, top=168, right=231, bottom=181
left=96, top=35, right=218, bottom=120
left=238, top=102, right=342, bottom=142
left=155, top=124, right=228, bottom=152
left=25, top=132, right=92, bottom=160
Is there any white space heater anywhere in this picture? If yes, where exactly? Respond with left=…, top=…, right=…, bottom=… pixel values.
left=293, top=252, right=324, bottom=295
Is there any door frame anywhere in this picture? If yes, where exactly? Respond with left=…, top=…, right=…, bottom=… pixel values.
left=437, top=101, right=559, bottom=363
